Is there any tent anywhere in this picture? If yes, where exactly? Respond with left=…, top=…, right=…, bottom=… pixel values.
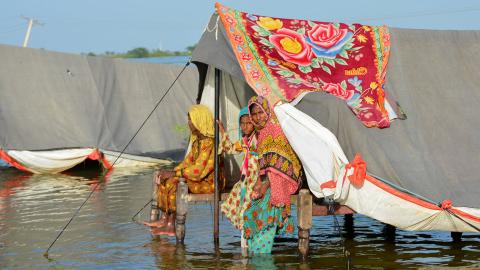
left=191, top=3, right=480, bottom=233
left=0, top=44, right=198, bottom=173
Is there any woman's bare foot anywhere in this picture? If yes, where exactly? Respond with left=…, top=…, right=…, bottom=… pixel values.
left=164, top=214, right=176, bottom=237
left=143, top=213, right=168, bottom=228
left=150, top=227, right=166, bottom=236
left=164, top=222, right=176, bottom=237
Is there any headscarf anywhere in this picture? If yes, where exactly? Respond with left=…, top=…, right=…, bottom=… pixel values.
left=238, top=106, right=250, bottom=139
left=188, top=104, right=214, bottom=138
left=248, top=96, right=302, bottom=206
left=247, top=96, right=271, bottom=129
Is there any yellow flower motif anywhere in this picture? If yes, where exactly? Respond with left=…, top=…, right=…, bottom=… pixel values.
left=362, top=26, right=371, bottom=32
left=364, top=96, right=374, bottom=104
left=370, top=82, right=378, bottom=89
left=257, top=17, right=283, bottom=31
left=356, top=34, right=367, bottom=43
left=281, top=160, right=289, bottom=171
left=280, top=37, right=302, bottom=54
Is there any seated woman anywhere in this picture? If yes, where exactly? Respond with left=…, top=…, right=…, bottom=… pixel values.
left=243, top=96, right=303, bottom=254
left=219, top=107, right=258, bottom=252
left=144, top=104, right=225, bottom=236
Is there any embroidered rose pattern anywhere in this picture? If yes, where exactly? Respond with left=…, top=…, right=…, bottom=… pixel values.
left=216, top=3, right=393, bottom=128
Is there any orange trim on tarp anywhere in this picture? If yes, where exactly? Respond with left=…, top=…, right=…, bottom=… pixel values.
left=450, top=208, right=480, bottom=223
left=320, top=180, right=336, bottom=189
left=365, top=174, right=440, bottom=210
left=365, top=175, right=480, bottom=224
left=0, top=149, right=30, bottom=172
left=87, top=149, right=113, bottom=170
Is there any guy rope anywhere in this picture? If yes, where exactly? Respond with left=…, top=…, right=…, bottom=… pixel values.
left=44, top=60, right=191, bottom=259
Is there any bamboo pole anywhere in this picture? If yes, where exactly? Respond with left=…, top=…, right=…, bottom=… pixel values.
left=213, top=68, right=221, bottom=246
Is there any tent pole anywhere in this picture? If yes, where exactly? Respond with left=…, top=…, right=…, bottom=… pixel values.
left=213, top=68, right=221, bottom=247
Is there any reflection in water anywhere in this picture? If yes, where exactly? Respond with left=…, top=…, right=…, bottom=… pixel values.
left=150, top=238, right=191, bottom=269
left=0, top=166, right=479, bottom=269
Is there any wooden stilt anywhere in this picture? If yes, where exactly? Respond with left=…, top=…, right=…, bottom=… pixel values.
left=297, top=189, right=312, bottom=260
left=150, top=170, right=160, bottom=222
left=383, top=223, right=396, bottom=241
left=451, top=232, right=462, bottom=242
left=344, top=213, right=354, bottom=239
left=175, top=178, right=188, bottom=244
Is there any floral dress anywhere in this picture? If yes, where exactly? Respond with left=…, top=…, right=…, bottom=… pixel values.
left=243, top=95, right=301, bottom=254
left=157, top=137, right=225, bottom=213
left=220, top=133, right=258, bottom=230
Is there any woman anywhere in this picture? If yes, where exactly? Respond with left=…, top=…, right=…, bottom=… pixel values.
left=243, top=96, right=303, bottom=254
left=144, top=104, right=225, bottom=236
left=219, top=107, right=258, bottom=252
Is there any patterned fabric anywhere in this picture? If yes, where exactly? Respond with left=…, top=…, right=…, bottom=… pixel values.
left=175, top=138, right=217, bottom=188
left=157, top=176, right=178, bottom=213
left=243, top=189, right=295, bottom=254
left=156, top=105, right=224, bottom=213
left=249, top=96, right=301, bottom=206
left=220, top=110, right=258, bottom=230
left=216, top=3, right=393, bottom=128
left=157, top=137, right=225, bottom=213
left=220, top=136, right=258, bottom=229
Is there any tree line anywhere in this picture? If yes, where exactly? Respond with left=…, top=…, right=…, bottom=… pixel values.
left=82, top=45, right=196, bottom=58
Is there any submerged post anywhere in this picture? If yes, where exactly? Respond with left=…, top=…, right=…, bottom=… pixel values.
left=451, top=232, right=463, bottom=242
left=176, top=178, right=188, bottom=244
left=383, top=223, right=396, bottom=242
left=297, top=189, right=312, bottom=260
left=344, top=213, right=354, bottom=239
left=150, top=170, right=160, bottom=222
left=213, top=68, right=221, bottom=246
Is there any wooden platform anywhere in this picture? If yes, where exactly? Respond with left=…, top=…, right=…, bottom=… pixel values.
left=149, top=175, right=355, bottom=259
left=187, top=192, right=354, bottom=216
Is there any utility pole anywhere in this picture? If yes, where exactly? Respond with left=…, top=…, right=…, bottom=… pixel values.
left=21, top=16, right=43, bottom=47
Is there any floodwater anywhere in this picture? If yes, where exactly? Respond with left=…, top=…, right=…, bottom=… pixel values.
left=0, top=165, right=479, bottom=270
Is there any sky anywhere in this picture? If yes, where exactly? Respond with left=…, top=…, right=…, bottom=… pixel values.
left=1, top=0, right=480, bottom=55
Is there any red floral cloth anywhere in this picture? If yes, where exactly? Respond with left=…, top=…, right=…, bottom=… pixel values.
left=216, top=3, right=393, bottom=128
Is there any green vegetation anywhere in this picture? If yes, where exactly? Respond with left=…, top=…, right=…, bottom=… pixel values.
left=83, top=45, right=196, bottom=58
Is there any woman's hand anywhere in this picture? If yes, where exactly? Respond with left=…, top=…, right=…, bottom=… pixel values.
left=216, top=120, right=225, bottom=137
left=155, top=170, right=175, bottom=185
left=251, top=179, right=269, bottom=200
left=161, top=171, right=176, bottom=180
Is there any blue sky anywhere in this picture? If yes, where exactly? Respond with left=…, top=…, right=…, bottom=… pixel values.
left=1, top=0, right=480, bottom=54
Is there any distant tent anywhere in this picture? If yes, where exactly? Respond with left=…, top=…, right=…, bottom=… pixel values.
left=191, top=3, right=480, bottom=232
left=0, top=44, right=198, bottom=173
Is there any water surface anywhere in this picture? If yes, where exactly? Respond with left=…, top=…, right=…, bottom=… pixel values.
left=0, top=166, right=479, bottom=269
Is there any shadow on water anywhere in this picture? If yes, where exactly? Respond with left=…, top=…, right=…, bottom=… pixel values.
left=0, top=166, right=479, bottom=269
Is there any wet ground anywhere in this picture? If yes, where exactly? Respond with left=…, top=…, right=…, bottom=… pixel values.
left=0, top=165, right=479, bottom=269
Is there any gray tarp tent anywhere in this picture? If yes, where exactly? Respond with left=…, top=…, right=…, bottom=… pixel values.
left=192, top=14, right=480, bottom=208
left=0, top=44, right=197, bottom=161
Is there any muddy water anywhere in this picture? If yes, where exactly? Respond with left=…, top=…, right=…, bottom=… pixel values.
left=0, top=166, right=479, bottom=269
